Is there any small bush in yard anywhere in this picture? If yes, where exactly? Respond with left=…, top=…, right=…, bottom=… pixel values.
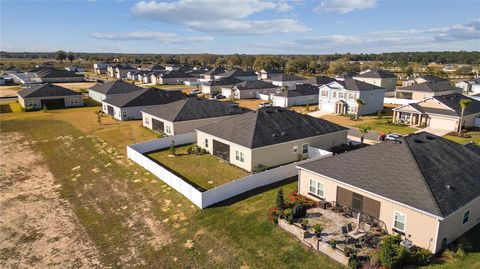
left=348, top=255, right=359, bottom=269
left=378, top=234, right=411, bottom=268
left=283, top=208, right=293, bottom=223
left=292, top=202, right=307, bottom=218
left=276, top=189, right=285, bottom=211
left=413, top=247, right=432, bottom=266
left=42, top=105, right=48, bottom=113
left=253, top=164, right=268, bottom=173
left=169, top=140, right=176, bottom=156
left=312, top=223, right=323, bottom=237
left=376, top=111, right=383, bottom=119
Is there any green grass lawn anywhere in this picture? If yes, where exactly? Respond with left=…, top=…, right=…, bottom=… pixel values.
left=355, top=118, right=418, bottom=135
left=444, top=128, right=480, bottom=145
left=148, top=144, right=250, bottom=191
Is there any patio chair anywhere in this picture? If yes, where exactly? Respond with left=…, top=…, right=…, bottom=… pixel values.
left=347, top=223, right=353, bottom=232
left=363, top=224, right=371, bottom=233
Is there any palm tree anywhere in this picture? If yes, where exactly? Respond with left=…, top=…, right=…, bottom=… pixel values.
left=458, top=98, right=472, bottom=136
left=282, top=86, right=289, bottom=107
left=358, top=126, right=371, bottom=144
left=355, top=98, right=365, bottom=120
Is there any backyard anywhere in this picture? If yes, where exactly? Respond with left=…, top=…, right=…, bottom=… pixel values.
left=444, top=128, right=480, bottom=145
left=148, top=144, right=250, bottom=191
left=0, top=102, right=478, bottom=268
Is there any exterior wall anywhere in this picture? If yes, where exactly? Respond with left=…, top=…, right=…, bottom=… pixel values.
left=102, top=103, right=163, bottom=121
left=462, top=113, right=480, bottom=128
left=358, top=90, right=386, bottom=115
left=202, top=84, right=229, bottom=94
left=238, top=87, right=279, bottom=99
left=20, top=95, right=84, bottom=109
left=272, top=94, right=319, bottom=107
left=196, top=131, right=253, bottom=171
left=436, top=197, right=480, bottom=252
left=271, top=80, right=299, bottom=89
left=298, top=169, right=441, bottom=253
left=159, top=77, right=196, bottom=85
left=251, top=131, right=347, bottom=169
left=88, top=90, right=107, bottom=102
left=41, top=77, right=84, bottom=83
left=318, top=85, right=384, bottom=115
left=221, top=87, right=234, bottom=98
left=408, top=89, right=462, bottom=101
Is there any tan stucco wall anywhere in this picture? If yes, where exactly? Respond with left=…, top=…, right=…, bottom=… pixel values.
left=298, top=169, right=441, bottom=253
left=436, top=197, right=480, bottom=252
left=354, top=77, right=397, bottom=92
left=251, top=131, right=347, bottom=169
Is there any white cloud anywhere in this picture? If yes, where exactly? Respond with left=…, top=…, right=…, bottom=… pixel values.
left=91, top=31, right=214, bottom=43
left=315, top=0, right=377, bottom=14
left=131, top=0, right=308, bottom=34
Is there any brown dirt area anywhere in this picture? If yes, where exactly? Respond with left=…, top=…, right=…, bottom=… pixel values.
left=0, top=86, right=21, bottom=97
left=0, top=132, right=102, bottom=268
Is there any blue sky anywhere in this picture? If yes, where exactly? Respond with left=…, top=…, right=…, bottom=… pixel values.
left=1, top=0, right=479, bottom=54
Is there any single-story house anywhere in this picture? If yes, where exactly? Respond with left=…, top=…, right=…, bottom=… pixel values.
left=196, top=107, right=348, bottom=172
left=353, top=69, right=397, bottom=96
left=214, top=68, right=258, bottom=81
left=157, top=71, right=196, bottom=85
left=455, top=78, right=480, bottom=95
left=297, top=132, right=480, bottom=254
left=65, top=65, right=85, bottom=73
left=395, top=81, right=461, bottom=100
left=221, top=80, right=279, bottom=99
left=257, top=69, right=284, bottom=80
left=271, top=83, right=319, bottom=107
left=18, top=83, right=84, bottom=109
left=141, top=97, right=248, bottom=135
left=269, top=74, right=308, bottom=89
left=201, top=77, right=242, bottom=95
left=101, top=88, right=185, bottom=121
left=88, top=80, right=143, bottom=102
left=318, top=77, right=385, bottom=115
left=393, top=93, right=480, bottom=131
left=201, top=67, right=227, bottom=81
left=35, top=68, right=84, bottom=83
left=402, top=75, right=448, bottom=87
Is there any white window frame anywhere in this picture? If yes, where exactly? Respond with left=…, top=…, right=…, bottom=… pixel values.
left=235, top=150, right=245, bottom=163
left=302, top=143, right=309, bottom=154
left=393, top=211, right=407, bottom=232
left=308, top=179, right=325, bottom=198
left=144, top=117, right=149, bottom=125
left=122, top=110, right=127, bottom=118
left=462, top=209, right=470, bottom=225
left=204, top=138, right=209, bottom=148
left=293, top=145, right=298, bottom=154
left=28, top=101, right=36, bottom=107
left=166, top=125, right=171, bottom=134
left=70, top=98, right=78, bottom=105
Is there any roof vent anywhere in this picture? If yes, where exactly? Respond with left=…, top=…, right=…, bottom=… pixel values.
left=445, top=184, right=456, bottom=191
left=281, top=132, right=287, bottom=136
left=413, top=138, right=423, bottom=143
left=277, top=108, right=284, bottom=112
left=265, top=109, right=273, bottom=114
left=425, top=135, right=436, bottom=140
left=272, top=133, right=278, bottom=137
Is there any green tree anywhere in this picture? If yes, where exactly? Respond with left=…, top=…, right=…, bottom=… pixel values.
left=458, top=98, right=471, bottom=136
left=358, top=126, right=371, bottom=144
left=354, top=98, right=365, bottom=120
left=169, top=140, right=176, bottom=156
left=55, top=50, right=67, bottom=63
left=405, top=65, right=414, bottom=77
left=456, top=65, right=473, bottom=76
left=276, top=189, right=285, bottom=211
left=67, top=52, right=75, bottom=63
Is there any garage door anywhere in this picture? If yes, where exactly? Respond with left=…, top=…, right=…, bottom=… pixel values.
left=152, top=119, right=165, bottom=133
left=428, top=116, right=457, bottom=131
left=213, top=140, right=230, bottom=161
left=41, top=98, right=65, bottom=109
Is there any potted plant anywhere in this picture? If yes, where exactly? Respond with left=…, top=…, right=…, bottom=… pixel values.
left=328, top=240, right=337, bottom=249
left=312, top=223, right=323, bottom=238
left=301, top=219, right=309, bottom=230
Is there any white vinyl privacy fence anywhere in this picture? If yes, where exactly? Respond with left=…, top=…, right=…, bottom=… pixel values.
left=127, top=133, right=333, bottom=209
left=383, top=97, right=417, bottom=105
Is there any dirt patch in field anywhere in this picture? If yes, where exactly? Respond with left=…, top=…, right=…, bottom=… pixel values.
left=0, top=86, right=21, bottom=97
left=53, top=82, right=96, bottom=91
left=0, top=132, right=102, bottom=268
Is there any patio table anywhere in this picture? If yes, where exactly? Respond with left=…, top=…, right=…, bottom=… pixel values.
left=347, top=231, right=366, bottom=240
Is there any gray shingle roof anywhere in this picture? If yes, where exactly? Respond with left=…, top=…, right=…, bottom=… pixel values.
left=217, top=68, right=257, bottom=78
left=400, top=81, right=458, bottom=93
left=103, top=88, right=185, bottom=108
left=206, top=77, right=243, bottom=86
left=18, top=83, right=81, bottom=98
left=270, top=74, right=307, bottom=82
left=271, top=83, right=319, bottom=97
left=197, top=107, right=348, bottom=149
left=234, top=80, right=278, bottom=91
left=355, top=69, right=396, bottom=79
left=337, top=77, right=384, bottom=91
left=303, top=76, right=336, bottom=85
left=201, top=67, right=227, bottom=76
left=419, top=75, right=448, bottom=83
left=161, top=70, right=194, bottom=78
left=433, top=93, right=480, bottom=116
left=298, top=132, right=480, bottom=218
left=142, top=97, right=248, bottom=122
left=89, top=80, right=143, bottom=95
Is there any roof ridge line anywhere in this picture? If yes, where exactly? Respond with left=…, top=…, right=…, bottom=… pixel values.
left=173, top=98, right=190, bottom=122
left=403, top=137, right=444, bottom=217
left=250, top=110, right=261, bottom=148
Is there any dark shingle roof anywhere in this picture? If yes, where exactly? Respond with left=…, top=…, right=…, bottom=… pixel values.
left=337, top=77, right=383, bottom=91
left=355, top=69, right=396, bottom=79
left=303, top=76, right=336, bottom=86
left=270, top=74, right=307, bottom=82
left=142, top=98, right=248, bottom=122
left=234, top=80, right=278, bottom=91
left=18, top=83, right=81, bottom=98
left=103, top=88, right=184, bottom=108
left=197, top=107, right=347, bottom=149
left=36, top=69, right=83, bottom=78
left=400, top=81, right=458, bottom=93
left=202, top=67, right=227, bottom=76
left=217, top=68, right=257, bottom=78
left=206, top=77, right=243, bottom=86
left=433, top=93, right=480, bottom=116
left=298, top=132, right=480, bottom=218
left=419, top=75, right=448, bottom=83
left=464, top=142, right=480, bottom=155
left=271, top=83, right=319, bottom=97
left=89, top=80, right=143, bottom=95
left=161, top=70, right=194, bottom=78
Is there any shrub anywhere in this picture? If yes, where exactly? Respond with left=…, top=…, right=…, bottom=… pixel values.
left=276, top=189, right=285, bottom=211
left=413, top=247, right=432, bottom=266
left=187, top=145, right=195, bottom=154
left=367, top=249, right=380, bottom=268
left=455, top=246, right=466, bottom=258
left=292, top=202, right=307, bottom=218
left=283, top=208, right=293, bottom=223
left=348, top=114, right=356, bottom=120
left=253, top=164, right=268, bottom=173
left=348, top=256, right=359, bottom=269
left=267, top=206, right=278, bottom=223
left=328, top=240, right=336, bottom=249
left=301, top=218, right=309, bottom=229
left=312, top=223, right=323, bottom=237
left=376, top=111, right=383, bottom=119
left=169, top=140, right=176, bottom=155
left=378, top=234, right=410, bottom=268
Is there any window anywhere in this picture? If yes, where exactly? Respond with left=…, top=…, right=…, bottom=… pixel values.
left=293, top=145, right=298, bottom=153
left=166, top=125, right=172, bottom=134
left=463, top=210, right=470, bottom=224
left=339, top=93, right=345, bottom=99
left=393, top=212, right=406, bottom=232
left=103, top=104, right=107, bottom=110
left=235, top=150, right=245, bottom=163
left=122, top=110, right=127, bottom=118
left=144, top=117, right=149, bottom=125
left=400, top=113, right=411, bottom=121
left=309, top=179, right=325, bottom=198
left=349, top=93, right=355, bottom=100
left=332, top=91, right=337, bottom=98
left=302, top=143, right=308, bottom=154
left=28, top=101, right=36, bottom=107
left=204, top=138, right=209, bottom=148
left=321, top=90, right=328, bottom=97
left=70, top=98, right=78, bottom=105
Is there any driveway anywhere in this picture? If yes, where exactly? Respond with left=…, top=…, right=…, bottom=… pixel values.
left=416, top=127, right=451, bottom=136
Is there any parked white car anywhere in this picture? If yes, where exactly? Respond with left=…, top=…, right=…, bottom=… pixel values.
left=385, top=133, right=403, bottom=141
left=259, top=102, right=272, bottom=108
